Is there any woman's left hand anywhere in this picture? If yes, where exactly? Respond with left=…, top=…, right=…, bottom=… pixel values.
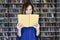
left=33, top=23, right=39, bottom=28
left=33, top=23, right=40, bottom=36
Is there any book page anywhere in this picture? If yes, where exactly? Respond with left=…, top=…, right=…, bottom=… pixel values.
left=18, top=14, right=29, bottom=27
left=18, top=14, right=39, bottom=27
left=30, top=15, right=39, bottom=26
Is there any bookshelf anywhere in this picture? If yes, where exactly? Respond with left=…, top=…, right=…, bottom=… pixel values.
left=0, top=1, right=8, bottom=40
left=0, top=0, right=60, bottom=40
left=40, top=0, right=60, bottom=40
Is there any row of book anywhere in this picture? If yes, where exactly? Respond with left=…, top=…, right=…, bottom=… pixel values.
left=41, top=27, right=55, bottom=31
left=0, top=4, right=56, bottom=8
left=41, top=27, right=60, bottom=31
left=9, top=9, right=19, bottom=12
left=45, top=23, right=56, bottom=26
left=0, top=0, right=40, bottom=4
left=40, top=14, right=55, bottom=18
left=9, top=18, right=17, bottom=23
left=8, top=4, right=22, bottom=8
left=0, top=0, right=56, bottom=4
left=41, top=37, right=55, bottom=40
left=41, top=32, right=55, bottom=35
left=56, top=23, right=60, bottom=26
left=0, top=9, right=7, bottom=13
left=56, top=18, right=60, bottom=21
left=40, top=18, right=60, bottom=22
left=0, top=23, right=16, bottom=27
left=0, top=20, right=8, bottom=23
left=40, top=12, right=60, bottom=18
left=0, top=4, right=40, bottom=8
left=56, top=14, right=60, bottom=17
left=40, top=23, right=56, bottom=26
left=0, top=9, right=40, bottom=14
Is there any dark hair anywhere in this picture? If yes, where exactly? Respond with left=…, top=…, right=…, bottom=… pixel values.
left=21, top=2, right=34, bottom=14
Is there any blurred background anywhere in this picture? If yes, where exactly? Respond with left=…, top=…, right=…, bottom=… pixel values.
left=0, top=0, right=60, bottom=40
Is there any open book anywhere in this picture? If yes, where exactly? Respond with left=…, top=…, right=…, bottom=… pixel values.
left=18, top=14, right=39, bottom=27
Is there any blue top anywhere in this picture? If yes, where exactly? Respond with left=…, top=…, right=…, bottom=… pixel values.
left=16, top=27, right=38, bottom=40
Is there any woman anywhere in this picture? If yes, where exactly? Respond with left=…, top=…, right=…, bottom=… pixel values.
left=16, top=2, right=40, bottom=40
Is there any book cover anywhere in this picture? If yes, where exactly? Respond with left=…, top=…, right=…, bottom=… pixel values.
left=18, top=14, right=39, bottom=27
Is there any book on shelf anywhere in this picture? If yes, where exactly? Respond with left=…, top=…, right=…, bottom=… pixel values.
left=9, top=9, right=18, bottom=12
left=2, top=0, right=7, bottom=3
left=14, top=9, right=19, bottom=12
left=45, top=38, right=51, bottom=40
left=47, top=13, right=52, bottom=17
left=7, top=0, right=11, bottom=3
left=32, top=0, right=40, bottom=3
left=0, top=0, right=2, bottom=3
left=16, top=4, right=22, bottom=8
left=43, top=9, right=48, bottom=12
left=4, top=23, right=9, bottom=26
left=0, top=9, right=7, bottom=13
left=12, top=0, right=16, bottom=3
left=3, top=4, right=9, bottom=8
left=35, top=0, right=40, bottom=2
left=0, top=18, right=4, bottom=22
left=40, top=23, right=43, bottom=26
left=18, top=14, right=39, bottom=27
left=56, top=18, right=60, bottom=21
left=43, top=0, right=47, bottom=3
left=9, top=4, right=13, bottom=8
left=0, top=14, right=4, bottom=17
left=8, top=13, right=15, bottom=17
left=0, top=5, right=4, bottom=8
left=9, top=18, right=17, bottom=22
left=9, top=9, right=12, bottom=12
left=20, top=0, right=22, bottom=3
left=45, top=23, right=51, bottom=26
left=4, top=18, right=8, bottom=22
left=0, top=23, right=2, bottom=27
left=35, top=9, right=40, bottom=13
left=39, top=18, right=43, bottom=21
left=56, top=14, right=60, bottom=17
left=45, top=18, right=49, bottom=22
left=13, top=5, right=16, bottom=8
left=4, top=13, right=8, bottom=17
left=22, top=0, right=26, bottom=3
left=16, top=0, right=20, bottom=3
left=51, top=32, right=55, bottom=35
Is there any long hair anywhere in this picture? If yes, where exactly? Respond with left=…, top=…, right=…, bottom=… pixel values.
left=21, top=2, right=34, bottom=14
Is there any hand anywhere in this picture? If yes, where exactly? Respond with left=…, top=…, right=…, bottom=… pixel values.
left=33, top=23, right=39, bottom=28
left=33, top=23, right=40, bottom=36
left=17, top=23, right=23, bottom=30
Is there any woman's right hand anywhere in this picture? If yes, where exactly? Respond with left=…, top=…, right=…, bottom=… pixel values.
left=17, top=23, right=23, bottom=30
left=17, top=23, right=23, bottom=37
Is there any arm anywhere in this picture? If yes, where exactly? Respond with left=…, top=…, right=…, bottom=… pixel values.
left=36, top=24, right=40, bottom=36
left=17, top=28, right=21, bottom=37
left=17, top=23, right=23, bottom=37
left=34, top=24, right=40, bottom=36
